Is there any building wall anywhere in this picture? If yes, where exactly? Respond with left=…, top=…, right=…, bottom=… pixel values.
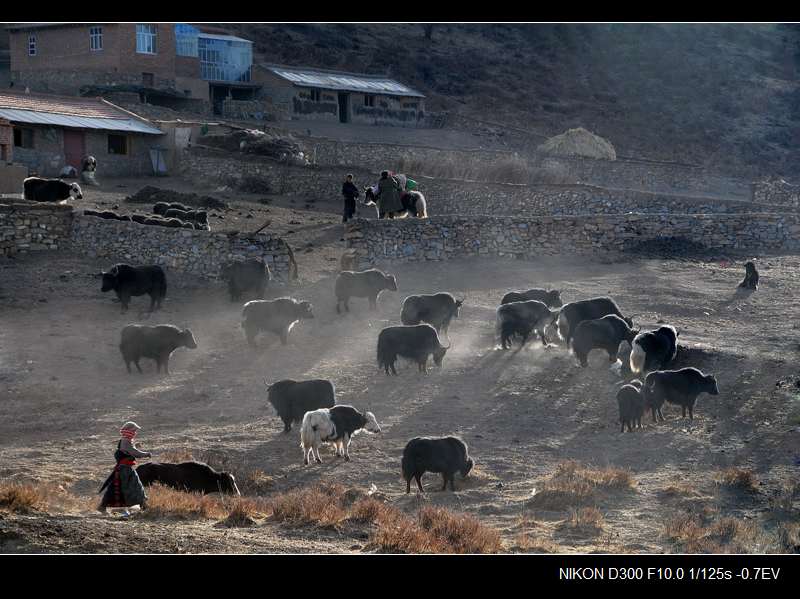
left=751, top=179, right=800, bottom=208
left=345, top=214, right=800, bottom=266
left=11, top=125, right=163, bottom=177
left=349, top=92, right=423, bottom=126
left=10, top=23, right=178, bottom=94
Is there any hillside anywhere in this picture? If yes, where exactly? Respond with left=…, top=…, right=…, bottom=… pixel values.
left=220, top=23, right=800, bottom=178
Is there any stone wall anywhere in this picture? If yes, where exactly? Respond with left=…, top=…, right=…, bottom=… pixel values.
left=180, top=148, right=785, bottom=217
left=0, top=201, right=73, bottom=256
left=345, top=214, right=800, bottom=264
left=69, top=215, right=294, bottom=281
left=300, top=138, right=750, bottom=198
left=751, top=179, right=800, bottom=208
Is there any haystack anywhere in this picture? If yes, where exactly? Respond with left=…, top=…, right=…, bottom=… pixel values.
left=538, top=128, right=617, bottom=160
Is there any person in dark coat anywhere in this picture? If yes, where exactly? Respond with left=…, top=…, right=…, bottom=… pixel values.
left=375, top=170, right=404, bottom=218
left=341, top=174, right=360, bottom=223
left=97, top=421, right=151, bottom=517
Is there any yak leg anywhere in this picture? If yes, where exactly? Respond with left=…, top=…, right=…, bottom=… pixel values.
left=390, top=361, right=398, bottom=376
left=539, top=330, right=548, bottom=347
left=416, top=475, right=424, bottom=493
left=406, top=478, right=411, bottom=494
left=343, top=434, right=351, bottom=461
left=441, top=474, right=449, bottom=491
left=118, top=292, right=131, bottom=313
left=303, top=448, right=309, bottom=466
left=314, top=445, right=323, bottom=464
left=336, top=299, right=342, bottom=314
left=688, top=404, right=694, bottom=420
left=450, top=475, right=456, bottom=492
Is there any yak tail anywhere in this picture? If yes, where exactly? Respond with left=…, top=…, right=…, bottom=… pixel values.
left=630, top=342, right=646, bottom=374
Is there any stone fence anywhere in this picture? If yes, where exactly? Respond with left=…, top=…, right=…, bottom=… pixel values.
left=345, top=214, right=800, bottom=264
left=69, top=215, right=294, bottom=281
left=0, top=201, right=73, bottom=257
left=0, top=201, right=293, bottom=282
left=751, top=179, right=800, bottom=208
left=180, top=148, right=786, bottom=217
left=299, top=137, right=750, bottom=198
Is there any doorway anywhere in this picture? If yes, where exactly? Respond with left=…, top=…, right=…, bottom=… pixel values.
left=338, top=93, right=349, bottom=123
left=63, top=130, right=86, bottom=171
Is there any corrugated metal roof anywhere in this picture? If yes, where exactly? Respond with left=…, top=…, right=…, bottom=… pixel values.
left=263, top=65, right=425, bottom=98
left=0, top=90, right=163, bottom=135
left=0, top=108, right=164, bottom=134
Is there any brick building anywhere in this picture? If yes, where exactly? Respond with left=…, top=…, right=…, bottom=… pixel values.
left=7, top=23, right=258, bottom=115
left=0, top=89, right=164, bottom=177
left=256, top=64, right=425, bottom=127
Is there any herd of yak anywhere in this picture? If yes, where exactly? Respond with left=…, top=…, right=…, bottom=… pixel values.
left=93, top=250, right=761, bottom=497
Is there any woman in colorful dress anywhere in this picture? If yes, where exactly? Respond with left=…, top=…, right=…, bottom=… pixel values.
left=97, top=421, right=151, bottom=516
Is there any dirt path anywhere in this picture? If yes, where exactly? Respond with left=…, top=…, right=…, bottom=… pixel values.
left=1, top=248, right=799, bottom=553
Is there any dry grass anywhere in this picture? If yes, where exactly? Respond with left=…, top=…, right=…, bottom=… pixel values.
left=663, top=513, right=775, bottom=553
left=395, top=153, right=570, bottom=185
left=139, top=484, right=228, bottom=520
left=716, top=468, right=759, bottom=492
left=269, top=482, right=349, bottom=528
left=417, top=506, right=503, bottom=554
left=0, top=483, right=46, bottom=514
left=531, top=461, right=635, bottom=510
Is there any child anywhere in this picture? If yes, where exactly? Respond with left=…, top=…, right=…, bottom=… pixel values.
left=97, top=421, right=151, bottom=517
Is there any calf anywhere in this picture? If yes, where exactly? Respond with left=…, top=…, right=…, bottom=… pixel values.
left=630, top=325, right=678, bottom=376
left=153, top=202, right=171, bottom=216
left=617, top=379, right=644, bottom=432
left=571, top=314, right=638, bottom=367
left=119, top=324, right=197, bottom=375
left=136, top=462, right=240, bottom=495
left=643, top=367, right=720, bottom=421
left=242, top=298, right=314, bottom=347
left=496, top=300, right=559, bottom=349
left=23, top=177, right=83, bottom=202
left=221, top=258, right=271, bottom=302
left=401, top=436, right=474, bottom=493
left=400, top=292, right=463, bottom=335
left=500, top=288, right=562, bottom=308
left=100, top=264, right=167, bottom=312
left=266, top=379, right=336, bottom=433
left=300, top=405, right=381, bottom=465
left=557, top=297, right=632, bottom=345
left=738, top=261, right=759, bottom=291
left=335, top=269, right=398, bottom=313
left=377, top=324, right=449, bottom=375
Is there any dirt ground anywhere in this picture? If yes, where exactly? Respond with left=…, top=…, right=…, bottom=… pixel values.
left=1, top=178, right=799, bottom=553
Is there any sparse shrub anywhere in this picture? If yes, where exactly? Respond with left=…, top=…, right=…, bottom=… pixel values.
left=716, top=468, right=759, bottom=492
left=563, top=506, right=605, bottom=535
left=531, top=461, right=634, bottom=510
left=663, top=513, right=775, bottom=553
left=0, top=483, right=45, bottom=513
left=348, top=497, right=387, bottom=524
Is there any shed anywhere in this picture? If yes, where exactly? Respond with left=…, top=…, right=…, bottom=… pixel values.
left=0, top=89, right=165, bottom=177
left=256, top=64, right=425, bottom=127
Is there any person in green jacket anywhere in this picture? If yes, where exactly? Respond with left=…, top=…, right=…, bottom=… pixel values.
left=375, top=170, right=404, bottom=219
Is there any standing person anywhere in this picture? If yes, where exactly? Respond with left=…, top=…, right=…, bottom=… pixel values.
left=97, top=421, right=151, bottom=517
left=375, top=170, right=404, bottom=219
left=341, top=173, right=360, bottom=223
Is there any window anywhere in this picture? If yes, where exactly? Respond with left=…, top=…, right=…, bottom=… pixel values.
left=89, top=26, right=103, bottom=51
left=403, top=102, right=419, bottom=110
left=364, top=94, right=375, bottom=107
left=107, top=134, right=128, bottom=155
left=28, top=35, right=36, bottom=56
left=136, top=24, right=157, bottom=54
left=310, top=89, right=321, bottom=102
left=142, top=72, right=154, bottom=87
left=13, top=128, right=34, bottom=149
